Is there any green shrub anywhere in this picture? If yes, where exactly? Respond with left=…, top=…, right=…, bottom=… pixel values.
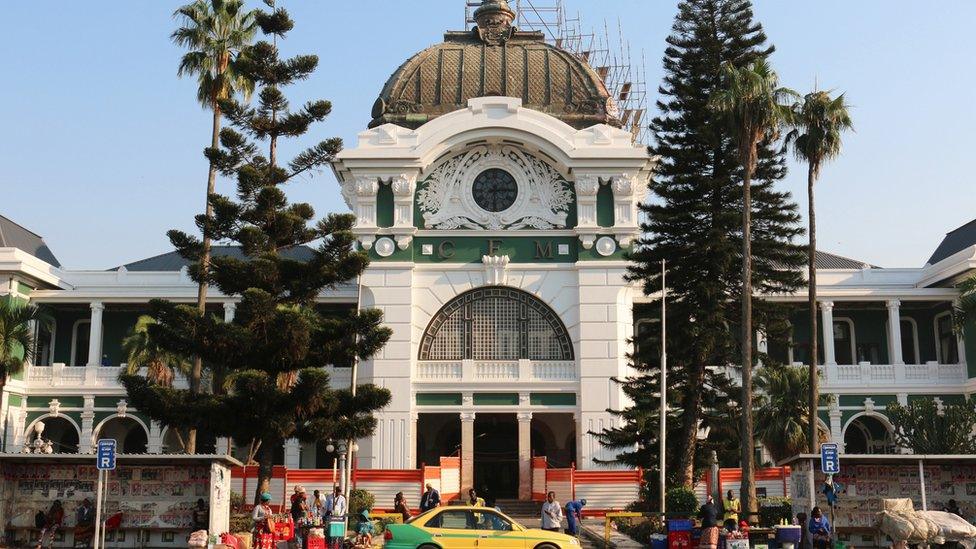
left=229, top=512, right=252, bottom=534
left=666, top=487, right=699, bottom=517
left=349, top=488, right=375, bottom=518
left=617, top=515, right=664, bottom=543
left=758, top=497, right=792, bottom=527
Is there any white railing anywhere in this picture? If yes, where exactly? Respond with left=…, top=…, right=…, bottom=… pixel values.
left=716, top=361, right=968, bottom=390
left=415, top=360, right=577, bottom=383
left=27, top=363, right=354, bottom=391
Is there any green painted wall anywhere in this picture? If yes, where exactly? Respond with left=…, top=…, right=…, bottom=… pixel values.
left=838, top=394, right=896, bottom=407
left=16, top=281, right=34, bottom=295
left=473, top=393, right=519, bottom=406
left=596, top=184, right=614, bottom=227
left=27, top=396, right=84, bottom=408
left=965, top=319, right=976, bottom=378
left=376, top=184, right=394, bottom=228
left=530, top=393, right=576, bottom=406
left=412, top=236, right=579, bottom=264
left=416, top=393, right=462, bottom=406
left=53, top=310, right=90, bottom=364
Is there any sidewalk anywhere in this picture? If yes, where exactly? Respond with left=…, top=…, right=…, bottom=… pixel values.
left=580, top=518, right=645, bottom=549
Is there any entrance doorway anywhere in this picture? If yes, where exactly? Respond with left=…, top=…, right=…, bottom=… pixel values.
left=474, top=413, right=518, bottom=500
left=416, top=413, right=461, bottom=467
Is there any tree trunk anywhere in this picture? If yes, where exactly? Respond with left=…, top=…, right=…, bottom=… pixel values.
left=254, top=440, right=274, bottom=506
left=807, top=162, right=820, bottom=454
left=187, top=102, right=223, bottom=454
left=676, top=361, right=707, bottom=488
left=739, top=144, right=758, bottom=524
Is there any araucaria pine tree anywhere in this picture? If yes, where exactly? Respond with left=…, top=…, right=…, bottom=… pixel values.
left=121, top=1, right=392, bottom=504
left=599, top=0, right=805, bottom=495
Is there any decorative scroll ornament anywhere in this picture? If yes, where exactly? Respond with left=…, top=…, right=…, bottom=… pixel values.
left=416, top=145, right=573, bottom=230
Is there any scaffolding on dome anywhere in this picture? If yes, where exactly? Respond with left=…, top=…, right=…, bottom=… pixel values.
left=464, top=0, right=649, bottom=144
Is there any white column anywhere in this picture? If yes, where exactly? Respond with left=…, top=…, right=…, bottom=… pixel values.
left=223, top=302, right=236, bottom=323
left=517, top=412, right=533, bottom=500
left=828, top=397, right=843, bottom=450
left=284, top=438, right=301, bottom=469
left=820, top=301, right=836, bottom=365
left=460, top=412, right=475, bottom=493
left=887, top=299, right=904, bottom=365
left=409, top=412, right=419, bottom=469
left=79, top=396, right=95, bottom=454
left=148, top=421, right=163, bottom=454
left=87, top=302, right=104, bottom=367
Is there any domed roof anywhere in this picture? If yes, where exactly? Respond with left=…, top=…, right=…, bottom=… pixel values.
left=369, top=1, right=618, bottom=130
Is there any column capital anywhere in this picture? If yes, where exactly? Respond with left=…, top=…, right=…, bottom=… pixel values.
left=89, top=301, right=104, bottom=312
left=460, top=412, right=476, bottom=422
left=819, top=300, right=834, bottom=311
left=516, top=411, right=533, bottom=423
left=886, top=299, right=901, bottom=309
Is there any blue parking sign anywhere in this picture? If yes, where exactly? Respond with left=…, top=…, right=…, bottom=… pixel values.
left=97, top=439, right=117, bottom=471
left=820, top=443, right=840, bottom=474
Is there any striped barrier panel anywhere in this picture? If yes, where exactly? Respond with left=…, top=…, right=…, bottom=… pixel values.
left=354, top=469, right=424, bottom=512
left=422, top=465, right=441, bottom=497
left=698, top=466, right=792, bottom=502
left=545, top=468, right=574, bottom=505
left=573, top=470, right=642, bottom=513
left=531, top=457, right=547, bottom=501
left=439, top=456, right=461, bottom=501
left=286, top=468, right=340, bottom=499
left=231, top=465, right=288, bottom=511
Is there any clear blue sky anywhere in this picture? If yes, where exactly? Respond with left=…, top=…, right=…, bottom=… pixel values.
left=2, top=1, right=973, bottom=269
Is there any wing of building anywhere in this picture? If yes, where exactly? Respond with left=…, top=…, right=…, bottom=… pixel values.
left=1, top=0, right=975, bottom=516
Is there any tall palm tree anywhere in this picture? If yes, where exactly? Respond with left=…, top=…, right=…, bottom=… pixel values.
left=122, top=315, right=191, bottom=388
left=754, top=365, right=828, bottom=463
left=785, top=91, right=853, bottom=454
left=709, top=59, right=797, bottom=521
left=172, top=0, right=256, bottom=452
left=953, top=275, right=976, bottom=335
left=0, top=300, right=50, bottom=394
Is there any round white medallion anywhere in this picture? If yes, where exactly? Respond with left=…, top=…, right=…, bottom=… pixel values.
left=374, top=237, right=396, bottom=257
left=595, top=236, right=617, bottom=257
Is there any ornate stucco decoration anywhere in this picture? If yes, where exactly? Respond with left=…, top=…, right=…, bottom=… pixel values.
left=417, top=145, right=572, bottom=230
left=482, top=254, right=510, bottom=285
left=473, top=0, right=516, bottom=46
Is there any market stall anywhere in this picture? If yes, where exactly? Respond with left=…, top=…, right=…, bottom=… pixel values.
left=781, top=454, right=976, bottom=547
left=0, top=453, right=239, bottom=548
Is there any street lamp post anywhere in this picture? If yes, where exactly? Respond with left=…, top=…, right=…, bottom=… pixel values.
left=660, top=259, right=667, bottom=517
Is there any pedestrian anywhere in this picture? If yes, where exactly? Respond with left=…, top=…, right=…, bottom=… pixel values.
left=723, top=490, right=740, bottom=531
left=311, top=489, right=325, bottom=518
left=394, top=492, right=411, bottom=523
left=36, top=500, right=64, bottom=549
left=808, top=506, right=831, bottom=549
left=467, top=488, right=485, bottom=507
left=541, top=491, right=563, bottom=533
left=291, top=487, right=308, bottom=547
left=192, top=498, right=209, bottom=531
left=351, top=510, right=373, bottom=549
left=324, top=487, right=347, bottom=549
left=944, top=499, right=962, bottom=517
left=698, top=495, right=720, bottom=549
left=565, top=498, right=586, bottom=536
left=420, top=483, right=441, bottom=513
left=74, top=498, right=95, bottom=549
left=252, top=493, right=275, bottom=536
left=480, top=484, right=496, bottom=508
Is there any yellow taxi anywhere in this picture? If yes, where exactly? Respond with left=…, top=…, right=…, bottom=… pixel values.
left=382, top=505, right=580, bottom=549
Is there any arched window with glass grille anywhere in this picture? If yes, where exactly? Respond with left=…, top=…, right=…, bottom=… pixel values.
left=419, top=287, right=573, bottom=361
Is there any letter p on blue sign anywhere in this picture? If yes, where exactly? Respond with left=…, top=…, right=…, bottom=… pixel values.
left=97, top=439, right=117, bottom=471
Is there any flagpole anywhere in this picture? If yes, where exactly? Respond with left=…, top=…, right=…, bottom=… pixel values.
left=660, top=259, right=667, bottom=516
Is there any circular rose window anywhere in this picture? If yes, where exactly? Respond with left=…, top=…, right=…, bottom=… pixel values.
left=472, top=168, right=518, bottom=212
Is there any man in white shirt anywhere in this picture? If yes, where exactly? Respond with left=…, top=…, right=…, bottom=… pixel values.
left=541, top=491, right=563, bottom=532
left=323, top=486, right=347, bottom=518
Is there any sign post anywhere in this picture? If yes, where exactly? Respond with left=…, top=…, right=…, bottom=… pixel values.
left=93, top=439, right=117, bottom=549
left=820, top=443, right=840, bottom=475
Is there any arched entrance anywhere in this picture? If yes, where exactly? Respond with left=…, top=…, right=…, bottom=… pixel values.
left=26, top=416, right=80, bottom=454
left=844, top=414, right=895, bottom=454
left=96, top=417, right=148, bottom=454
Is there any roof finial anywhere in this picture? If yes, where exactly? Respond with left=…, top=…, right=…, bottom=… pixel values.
left=474, top=0, right=515, bottom=45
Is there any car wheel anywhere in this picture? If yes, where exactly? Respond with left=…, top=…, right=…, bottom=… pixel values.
left=418, top=544, right=441, bottom=549
left=535, top=544, right=560, bottom=549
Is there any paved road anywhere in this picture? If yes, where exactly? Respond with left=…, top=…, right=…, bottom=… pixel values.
left=509, top=516, right=607, bottom=548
